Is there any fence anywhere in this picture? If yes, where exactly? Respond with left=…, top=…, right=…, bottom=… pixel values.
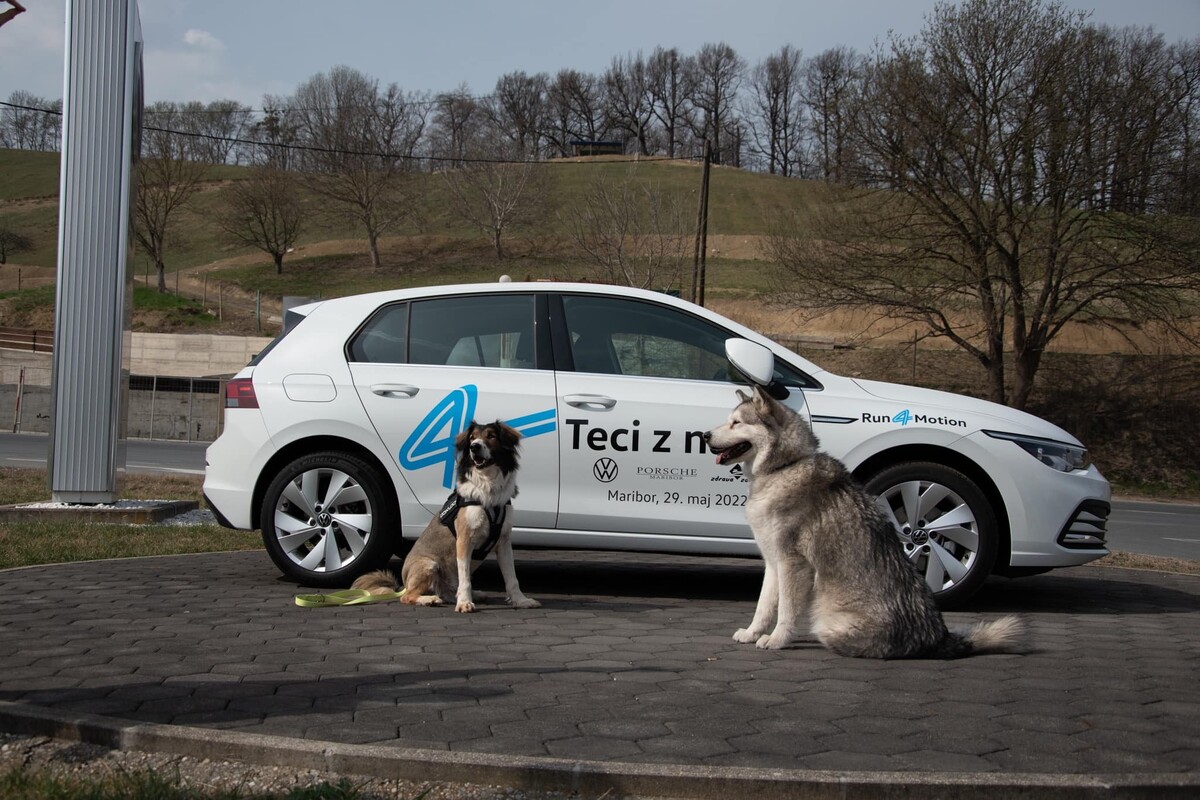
left=0, top=327, right=53, bottom=353
left=1, top=365, right=226, bottom=442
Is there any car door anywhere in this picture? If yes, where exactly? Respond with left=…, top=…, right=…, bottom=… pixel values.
left=553, top=293, right=810, bottom=539
left=348, top=293, right=559, bottom=531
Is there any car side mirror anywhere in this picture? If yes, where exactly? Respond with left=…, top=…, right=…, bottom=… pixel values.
left=725, top=339, right=789, bottom=399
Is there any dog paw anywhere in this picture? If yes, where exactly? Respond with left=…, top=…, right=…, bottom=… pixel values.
left=509, top=596, right=541, bottom=609
left=756, top=634, right=791, bottom=650
left=455, top=601, right=476, bottom=613
left=733, top=628, right=760, bottom=644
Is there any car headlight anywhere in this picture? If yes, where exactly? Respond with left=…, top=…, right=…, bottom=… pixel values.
left=983, top=430, right=1090, bottom=472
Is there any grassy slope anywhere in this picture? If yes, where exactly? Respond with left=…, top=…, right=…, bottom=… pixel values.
left=1, top=147, right=823, bottom=277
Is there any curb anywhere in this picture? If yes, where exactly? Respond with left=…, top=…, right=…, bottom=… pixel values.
left=0, top=500, right=197, bottom=524
left=2, top=702, right=1197, bottom=799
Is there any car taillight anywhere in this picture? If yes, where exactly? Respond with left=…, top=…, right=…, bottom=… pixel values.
left=225, top=377, right=259, bottom=409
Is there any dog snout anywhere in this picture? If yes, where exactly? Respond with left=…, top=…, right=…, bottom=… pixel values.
left=702, top=431, right=712, bottom=443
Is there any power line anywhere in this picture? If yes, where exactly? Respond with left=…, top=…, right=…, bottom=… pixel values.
left=0, top=100, right=701, bottom=167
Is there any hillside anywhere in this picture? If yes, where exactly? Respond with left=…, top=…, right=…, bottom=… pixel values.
left=0, top=147, right=821, bottom=275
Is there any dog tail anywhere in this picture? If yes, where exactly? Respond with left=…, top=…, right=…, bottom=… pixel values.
left=947, top=615, right=1027, bottom=656
left=351, top=569, right=401, bottom=595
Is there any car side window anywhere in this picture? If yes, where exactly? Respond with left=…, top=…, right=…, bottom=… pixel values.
left=562, top=296, right=731, bottom=381
left=347, top=303, right=408, bottom=364
left=410, top=294, right=536, bottom=368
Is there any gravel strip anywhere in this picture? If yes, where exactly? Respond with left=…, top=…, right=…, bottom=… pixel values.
left=0, top=732, right=593, bottom=799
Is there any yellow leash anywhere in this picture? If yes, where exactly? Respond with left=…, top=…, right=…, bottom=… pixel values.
left=294, top=587, right=407, bottom=607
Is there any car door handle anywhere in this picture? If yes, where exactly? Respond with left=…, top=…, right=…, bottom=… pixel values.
left=564, top=394, right=616, bottom=409
left=370, top=384, right=419, bottom=398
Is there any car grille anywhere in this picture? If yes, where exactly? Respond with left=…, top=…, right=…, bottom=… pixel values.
left=1057, top=499, right=1110, bottom=549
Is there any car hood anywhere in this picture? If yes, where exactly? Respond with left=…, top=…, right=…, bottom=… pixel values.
left=849, top=378, right=1081, bottom=445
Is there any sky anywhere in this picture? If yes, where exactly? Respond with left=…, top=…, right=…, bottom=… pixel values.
left=0, top=0, right=1198, bottom=109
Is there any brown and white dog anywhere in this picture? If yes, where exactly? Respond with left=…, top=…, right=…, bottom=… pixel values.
left=352, top=420, right=540, bottom=613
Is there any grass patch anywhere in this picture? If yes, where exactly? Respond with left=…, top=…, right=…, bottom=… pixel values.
left=0, top=282, right=55, bottom=310
left=0, top=285, right=222, bottom=331
left=0, top=148, right=60, bottom=201
left=0, top=468, right=259, bottom=571
left=131, top=285, right=223, bottom=331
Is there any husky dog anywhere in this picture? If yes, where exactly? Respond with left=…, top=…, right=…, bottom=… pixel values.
left=704, top=386, right=1024, bottom=659
left=353, top=420, right=540, bottom=613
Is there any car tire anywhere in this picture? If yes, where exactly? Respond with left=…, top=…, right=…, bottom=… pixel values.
left=863, top=461, right=998, bottom=608
left=259, top=451, right=397, bottom=587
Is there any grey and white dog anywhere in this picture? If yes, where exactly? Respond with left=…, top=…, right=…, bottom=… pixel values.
left=704, top=385, right=1025, bottom=659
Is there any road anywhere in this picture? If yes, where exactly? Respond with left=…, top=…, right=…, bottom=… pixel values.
left=2, top=432, right=1196, bottom=560
left=0, top=432, right=206, bottom=476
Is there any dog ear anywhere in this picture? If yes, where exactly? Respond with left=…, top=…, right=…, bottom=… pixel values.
left=496, top=420, right=522, bottom=448
left=455, top=422, right=478, bottom=450
left=735, top=389, right=751, bottom=405
left=751, top=384, right=774, bottom=413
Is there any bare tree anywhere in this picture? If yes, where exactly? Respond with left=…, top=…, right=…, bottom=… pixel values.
left=647, top=47, right=695, bottom=158
left=134, top=108, right=207, bottom=292
left=768, top=0, right=1200, bottom=410
left=249, top=95, right=301, bottom=169
left=745, top=45, right=804, bottom=175
left=544, top=69, right=608, bottom=156
left=1165, top=37, right=1200, bottom=215
left=565, top=174, right=689, bottom=289
left=292, top=66, right=427, bottom=268
left=430, top=84, right=482, bottom=166
left=801, top=47, right=862, bottom=183
left=0, top=223, right=33, bottom=264
left=443, top=145, right=544, bottom=259
left=177, top=100, right=252, bottom=164
left=1, top=90, right=61, bottom=151
left=604, top=53, right=654, bottom=155
left=484, top=71, right=547, bottom=158
left=691, top=42, right=745, bottom=163
left=219, top=167, right=305, bottom=274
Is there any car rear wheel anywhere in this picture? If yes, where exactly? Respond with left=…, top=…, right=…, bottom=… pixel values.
left=864, top=461, right=998, bottom=608
left=260, top=451, right=396, bottom=587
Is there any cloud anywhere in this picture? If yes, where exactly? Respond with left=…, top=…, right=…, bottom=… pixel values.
left=182, top=28, right=224, bottom=51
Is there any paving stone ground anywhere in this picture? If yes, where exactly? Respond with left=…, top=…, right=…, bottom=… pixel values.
left=0, top=550, right=1197, bottom=778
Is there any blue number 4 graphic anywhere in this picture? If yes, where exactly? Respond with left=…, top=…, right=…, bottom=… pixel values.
left=399, top=385, right=557, bottom=489
left=399, top=385, right=478, bottom=489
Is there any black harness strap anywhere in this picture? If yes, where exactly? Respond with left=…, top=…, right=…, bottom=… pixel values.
left=437, top=491, right=509, bottom=560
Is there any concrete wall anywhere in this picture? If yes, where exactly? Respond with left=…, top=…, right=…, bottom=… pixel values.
left=130, top=332, right=273, bottom=377
left=2, top=332, right=273, bottom=441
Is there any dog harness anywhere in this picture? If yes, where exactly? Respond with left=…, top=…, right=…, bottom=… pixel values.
left=438, top=491, right=509, bottom=560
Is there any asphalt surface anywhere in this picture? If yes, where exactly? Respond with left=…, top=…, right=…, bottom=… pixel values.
left=0, top=549, right=1198, bottom=797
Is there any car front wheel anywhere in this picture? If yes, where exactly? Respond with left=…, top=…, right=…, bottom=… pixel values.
left=259, top=451, right=396, bottom=587
left=864, top=461, right=998, bottom=608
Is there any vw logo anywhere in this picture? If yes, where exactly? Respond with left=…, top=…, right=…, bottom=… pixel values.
left=593, top=458, right=618, bottom=483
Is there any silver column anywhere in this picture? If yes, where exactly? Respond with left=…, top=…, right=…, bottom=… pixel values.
left=49, top=0, right=142, bottom=503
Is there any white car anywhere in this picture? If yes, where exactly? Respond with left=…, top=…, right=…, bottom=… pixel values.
left=203, top=282, right=1110, bottom=606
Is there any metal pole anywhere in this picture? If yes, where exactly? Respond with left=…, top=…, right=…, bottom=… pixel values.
left=912, top=330, right=918, bottom=385
left=691, top=142, right=706, bottom=303
left=149, top=376, right=156, bottom=441
left=696, top=140, right=712, bottom=308
left=187, top=377, right=194, bottom=442
left=12, top=367, right=24, bottom=433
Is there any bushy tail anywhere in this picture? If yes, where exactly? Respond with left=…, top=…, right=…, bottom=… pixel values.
left=950, top=615, right=1027, bottom=656
left=350, top=569, right=401, bottom=595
